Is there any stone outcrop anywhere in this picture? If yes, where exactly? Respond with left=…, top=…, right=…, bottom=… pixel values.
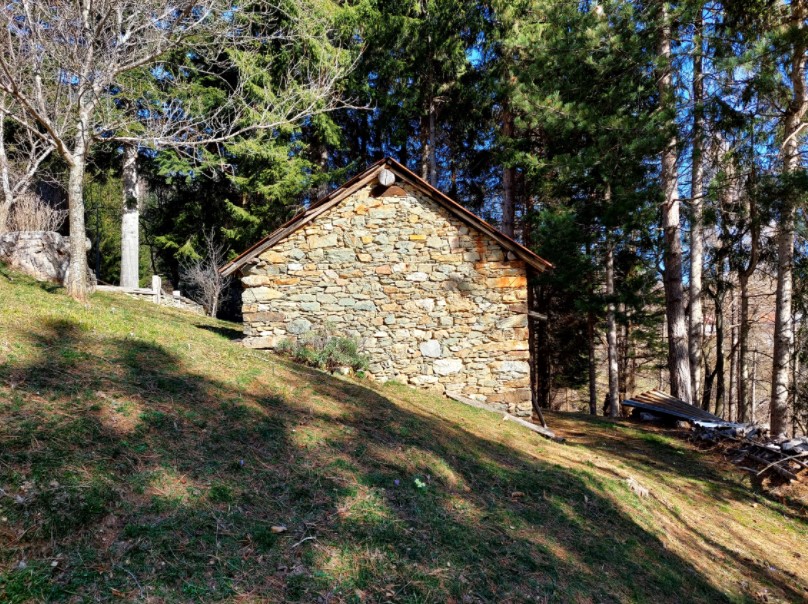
left=0, top=231, right=78, bottom=283
left=240, top=181, right=534, bottom=416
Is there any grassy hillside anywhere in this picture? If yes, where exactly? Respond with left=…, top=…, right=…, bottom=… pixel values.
left=0, top=267, right=806, bottom=603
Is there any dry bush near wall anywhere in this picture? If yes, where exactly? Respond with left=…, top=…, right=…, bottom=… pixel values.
left=2, top=193, right=66, bottom=233
left=278, top=330, right=370, bottom=373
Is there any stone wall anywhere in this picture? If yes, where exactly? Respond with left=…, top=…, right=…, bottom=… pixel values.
left=240, top=182, right=532, bottom=416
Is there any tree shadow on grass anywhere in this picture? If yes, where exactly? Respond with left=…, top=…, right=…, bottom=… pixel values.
left=0, top=317, right=780, bottom=602
left=193, top=323, right=244, bottom=341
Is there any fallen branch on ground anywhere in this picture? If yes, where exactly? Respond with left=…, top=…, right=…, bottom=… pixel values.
left=446, top=393, right=563, bottom=442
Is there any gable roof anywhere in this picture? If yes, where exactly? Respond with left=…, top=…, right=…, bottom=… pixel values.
left=220, top=157, right=553, bottom=277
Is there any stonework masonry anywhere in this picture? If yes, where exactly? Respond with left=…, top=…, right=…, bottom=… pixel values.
left=240, top=182, right=533, bottom=416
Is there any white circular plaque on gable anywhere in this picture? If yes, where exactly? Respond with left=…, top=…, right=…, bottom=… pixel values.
left=378, top=168, right=395, bottom=187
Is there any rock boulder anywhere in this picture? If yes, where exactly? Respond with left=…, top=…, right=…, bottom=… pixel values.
left=0, top=231, right=90, bottom=284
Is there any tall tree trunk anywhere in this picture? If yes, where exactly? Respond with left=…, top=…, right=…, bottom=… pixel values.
left=737, top=187, right=759, bottom=423
left=658, top=2, right=693, bottom=403
left=770, top=0, right=807, bottom=438
left=627, top=319, right=637, bottom=399
left=65, top=155, right=89, bottom=301
left=502, top=109, right=516, bottom=238
left=428, top=97, right=437, bottom=186
left=587, top=236, right=597, bottom=415
left=689, top=7, right=705, bottom=404
left=535, top=282, right=552, bottom=409
left=120, top=143, right=140, bottom=289
left=619, top=305, right=629, bottom=403
left=738, top=271, right=752, bottom=421
left=729, top=295, right=738, bottom=422
left=713, top=290, right=725, bottom=417
left=587, top=309, right=597, bottom=415
left=605, top=227, right=620, bottom=418
left=0, top=115, right=12, bottom=230
left=792, top=324, right=800, bottom=436
left=751, top=349, right=758, bottom=423
left=420, top=113, right=430, bottom=182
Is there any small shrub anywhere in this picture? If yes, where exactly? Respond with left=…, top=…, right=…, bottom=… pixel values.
left=5, top=193, right=66, bottom=232
left=278, top=330, right=369, bottom=373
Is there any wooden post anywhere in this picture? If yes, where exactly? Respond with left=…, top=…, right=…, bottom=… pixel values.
left=152, top=275, right=161, bottom=305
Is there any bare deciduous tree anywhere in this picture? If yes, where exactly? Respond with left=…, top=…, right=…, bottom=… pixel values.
left=0, top=0, right=350, bottom=301
left=180, top=229, right=231, bottom=317
left=0, top=104, right=54, bottom=232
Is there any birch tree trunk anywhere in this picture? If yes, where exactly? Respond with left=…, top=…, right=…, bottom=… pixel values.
left=738, top=271, right=752, bottom=421
left=689, top=7, right=705, bottom=404
left=770, top=0, right=807, bottom=439
left=714, top=293, right=725, bottom=417
left=120, top=143, right=141, bottom=289
left=0, top=115, right=12, bottom=229
left=605, top=226, right=620, bottom=418
left=737, top=190, right=759, bottom=423
left=729, top=294, right=738, bottom=422
left=751, top=350, right=758, bottom=423
left=658, top=1, right=693, bottom=404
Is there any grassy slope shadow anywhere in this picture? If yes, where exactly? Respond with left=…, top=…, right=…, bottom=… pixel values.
left=0, top=311, right=776, bottom=602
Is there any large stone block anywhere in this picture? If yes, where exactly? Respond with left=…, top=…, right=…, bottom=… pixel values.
left=405, top=272, right=429, bottom=282
left=434, top=358, right=463, bottom=375
left=419, top=340, right=442, bottom=358
left=287, top=318, right=312, bottom=334
left=308, top=233, right=339, bottom=248
left=493, top=360, right=530, bottom=374
left=325, top=248, right=357, bottom=262
left=243, top=335, right=281, bottom=348
left=243, top=287, right=284, bottom=302
left=246, top=311, right=285, bottom=322
left=486, top=276, right=528, bottom=289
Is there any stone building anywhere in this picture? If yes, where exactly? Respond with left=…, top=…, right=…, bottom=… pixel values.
left=221, top=158, right=552, bottom=416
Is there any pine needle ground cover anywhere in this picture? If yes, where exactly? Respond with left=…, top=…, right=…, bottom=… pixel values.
left=0, top=268, right=806, bottom=603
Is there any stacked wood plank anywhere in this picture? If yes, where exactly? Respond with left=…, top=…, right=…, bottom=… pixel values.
left=622, top=389, right=727, bottom=423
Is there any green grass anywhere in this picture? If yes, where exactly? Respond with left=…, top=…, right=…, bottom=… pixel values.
left=0, top=267, right=806, bottom=603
